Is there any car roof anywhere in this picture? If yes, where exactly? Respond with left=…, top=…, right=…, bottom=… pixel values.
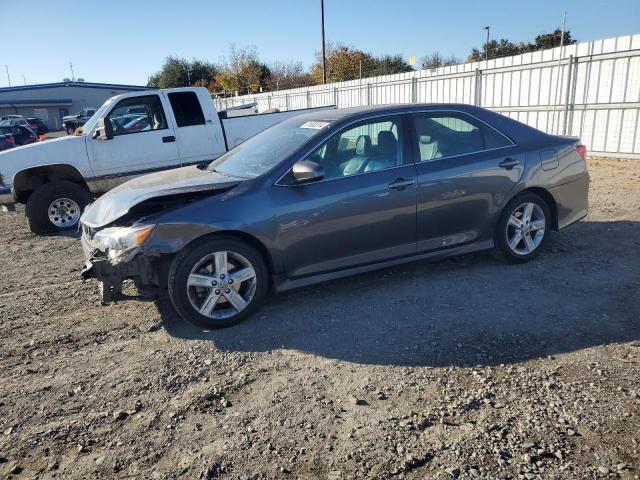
left=291, top=103, right=552, bottom=146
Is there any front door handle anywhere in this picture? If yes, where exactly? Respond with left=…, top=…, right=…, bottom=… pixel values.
left=388, top=178, right=415, bottom=190
left=162, top=135, right=176, bottom=143
left=499, top=157, right=520, bottom=170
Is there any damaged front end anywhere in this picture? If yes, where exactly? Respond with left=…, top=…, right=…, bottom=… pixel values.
left=81, top=223, right=164, bottom=303
left=79, top=165, right=245, bottom=303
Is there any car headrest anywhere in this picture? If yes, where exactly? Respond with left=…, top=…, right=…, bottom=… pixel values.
left=419, top=135, right=433, bottom=144
left=377, top=131, right=397, bottom=156
left=355, top=135, right=372, bottom=156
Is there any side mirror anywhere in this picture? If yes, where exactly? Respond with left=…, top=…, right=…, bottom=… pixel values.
left=92, top=117, right=113, bottom=140
left=292, top=160, right=325, bottom=183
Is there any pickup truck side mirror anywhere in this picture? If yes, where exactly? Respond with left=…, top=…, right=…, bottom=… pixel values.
left=92, top=117, right=113, bottom=140
left=292, top=160, right=325, bottom=183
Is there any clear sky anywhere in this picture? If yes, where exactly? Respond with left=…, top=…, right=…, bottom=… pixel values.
left=1, top=0, right=639, bottom=87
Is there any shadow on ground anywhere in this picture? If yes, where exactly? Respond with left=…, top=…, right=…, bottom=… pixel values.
left=159, top=220, right=640, bottom=367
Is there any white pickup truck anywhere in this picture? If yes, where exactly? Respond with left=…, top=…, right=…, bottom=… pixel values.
left=0, top=87, right=331, bottom=233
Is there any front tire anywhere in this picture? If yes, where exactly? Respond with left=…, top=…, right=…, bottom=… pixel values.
left=495, top=192, right=550, bottom=264
left=25, top=181, right=92, bottom=234
left=168, top=236, right=269, bottom=329
left=66, top=126, right=75, bottom=135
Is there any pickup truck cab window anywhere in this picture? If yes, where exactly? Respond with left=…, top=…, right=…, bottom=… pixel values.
left=305, top=116, right=405, bottom=180
left=168, top=91, right=206, bottom=127
left=107, top=95, right=167, bottom=136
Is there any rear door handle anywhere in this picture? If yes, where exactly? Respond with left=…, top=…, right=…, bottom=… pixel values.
left=499, top=157, right=520, bottom=170
left=162, top=135, right=176, bottom=143
left=388, top=178, right=415, bottom=190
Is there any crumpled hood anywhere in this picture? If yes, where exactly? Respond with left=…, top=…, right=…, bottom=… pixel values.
left=0, top=135, right=89, bottom=180
left=81, top=165, right=244, bottom=228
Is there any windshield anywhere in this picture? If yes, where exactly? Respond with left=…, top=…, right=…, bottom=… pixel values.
left=209, top=118, right=330, bottom=178
left=79, top=99, right=113, bottom=134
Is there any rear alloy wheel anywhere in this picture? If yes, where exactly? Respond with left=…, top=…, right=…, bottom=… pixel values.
left=25, top=181, right=92, bottom=234
left=495, top=192, right=550, bottom=263
left=168, top=237, right=268, bottom=329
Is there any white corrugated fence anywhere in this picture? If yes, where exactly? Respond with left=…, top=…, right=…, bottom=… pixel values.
left=215, top=33, right=640, bottom=158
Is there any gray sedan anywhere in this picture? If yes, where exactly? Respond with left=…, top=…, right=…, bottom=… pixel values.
left=80, top=104, right=589, bottom=328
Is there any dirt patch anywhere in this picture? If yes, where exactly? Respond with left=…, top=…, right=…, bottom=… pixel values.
left=0, top=159, right=639, bottom=479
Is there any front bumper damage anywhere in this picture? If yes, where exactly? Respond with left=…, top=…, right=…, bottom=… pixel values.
left=81, top=233, right=165, bottom=303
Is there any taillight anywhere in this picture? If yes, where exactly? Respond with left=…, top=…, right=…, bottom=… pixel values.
left=5, top=136, right=14, bottom=144
left=576, top=144, right=587, bottom=160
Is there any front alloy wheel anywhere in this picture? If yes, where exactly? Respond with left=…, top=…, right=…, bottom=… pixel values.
left=187, top=251, right=257, bottom=320
left=496, top=192, right=550, bottom=263
left=169, top=237, right=268, bottom=329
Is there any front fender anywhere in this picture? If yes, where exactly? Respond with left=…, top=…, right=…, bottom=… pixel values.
left=0, top=135, right=92, bottom=185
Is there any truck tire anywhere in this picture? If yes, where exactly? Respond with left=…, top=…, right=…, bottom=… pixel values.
left=25, top=181, right=92, bottom=234
left=66, top=126, right=75, bottom=135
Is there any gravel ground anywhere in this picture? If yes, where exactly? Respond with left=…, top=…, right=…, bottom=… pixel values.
left=0, top=158, right=639, bottom=480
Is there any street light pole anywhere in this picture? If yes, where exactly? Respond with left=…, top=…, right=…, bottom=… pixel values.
left=320, top=0, right=327, bottom=84
left=484, top=26, right=490, bottom=61
left=4, top=65, right=10, bottom=87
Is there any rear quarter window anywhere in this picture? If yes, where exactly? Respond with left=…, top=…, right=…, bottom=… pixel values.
left=168, top=92, right=206, bottom=127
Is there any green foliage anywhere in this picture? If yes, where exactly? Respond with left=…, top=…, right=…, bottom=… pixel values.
left=310, top=44, right=413, bottom=83
left=421, top=53, right=460, bottom=69
left=467, top=29, right=577, bottom=62
left=147, top=56, right=218, bottom=89
left=216, top=45, right=271, bottom=94
left=372, top=54, right=414, bottom=76
left=265, top=61, right=315, bottom=90
left=535, top=29, right=576, bottom=50
left=310, top=43, right=376, bottom=83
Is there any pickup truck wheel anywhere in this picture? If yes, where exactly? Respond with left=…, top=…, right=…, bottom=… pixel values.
left=66, top=126, right=75, bottom=135
left=168, top=236, right=269, bottom=329
left=25, top=181, right=91, bottom=234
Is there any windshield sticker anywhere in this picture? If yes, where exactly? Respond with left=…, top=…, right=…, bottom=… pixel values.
left=300, top=121, right=330, bottom=130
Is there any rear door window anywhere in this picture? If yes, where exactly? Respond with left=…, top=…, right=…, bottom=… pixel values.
left=168, top=91, right=206, bottom=127
left=411, top=113, right=512, bottom=162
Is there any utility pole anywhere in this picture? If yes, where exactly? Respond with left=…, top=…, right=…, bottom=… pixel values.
left=320, top=0, right=327, bottom=84
left=22, top=75, right=26, bottom=86
left=484, top=26, right=490, bottom=61
left=185, top=64, right=191, bottom=86
left=69, top=61, right=75, bottom=81
left=5, top=65, right=10, bottom=86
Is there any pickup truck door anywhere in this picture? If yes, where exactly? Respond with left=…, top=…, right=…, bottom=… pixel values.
left=165, top=89, right=226, bottom=165
left=86, top=93, right=180, bottom=188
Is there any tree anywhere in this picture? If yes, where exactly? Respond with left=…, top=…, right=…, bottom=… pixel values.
left=148, top=56, right=218, bottom=89
left=421, top=52, right=460, bottom=69
left=215, top=45, right=270, bottom=95
left=535, top=29, right=576, bottom=49
left=265, top=61, right=315, bottom=91
left=310, top=43, right=377, bottom=83
left=467, top=29, right=577, bottom=62
left=372, top=54, right=413, bottom=76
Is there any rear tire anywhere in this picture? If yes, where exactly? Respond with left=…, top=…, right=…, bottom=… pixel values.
left=25, top=181, right=91, bottom=234
left=495, top=192, right=551, bottom=264
left=168, top=236, right=269, bottom=329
